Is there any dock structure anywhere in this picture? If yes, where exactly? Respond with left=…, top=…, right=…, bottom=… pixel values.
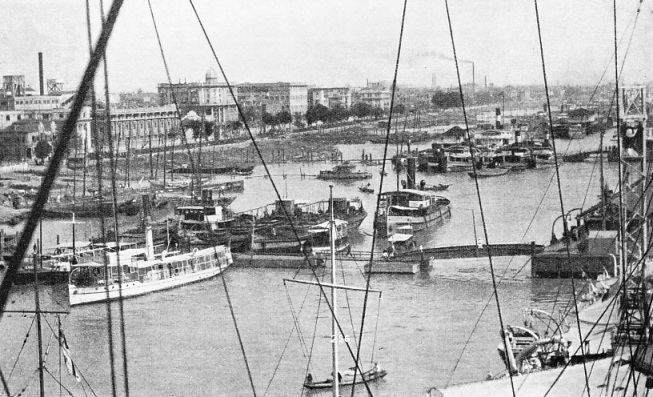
left=364, top=261, right=420, bottom=274
left=233, top=253, right=323, bottom=269
left=531, top=231, right=618, bottom=278
left=391, top=243, right=543, bottom=261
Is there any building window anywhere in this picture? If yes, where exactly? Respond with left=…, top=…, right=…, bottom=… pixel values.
left=5, top=115, right=9, bottom=121
left=17, top=115, right=22, bottom=120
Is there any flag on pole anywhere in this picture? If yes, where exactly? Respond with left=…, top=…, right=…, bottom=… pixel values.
left=59, top=324, right=81, bottom=382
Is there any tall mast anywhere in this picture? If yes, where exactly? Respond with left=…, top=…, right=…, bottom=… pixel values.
left=599, top=129, right=606, bottom=230
left=329, top=184, right=339, bottom=397
left=35, top=220, right=45, bottom=397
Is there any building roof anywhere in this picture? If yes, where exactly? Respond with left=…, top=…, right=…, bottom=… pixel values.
left=205, top=67, right=218, bottom=81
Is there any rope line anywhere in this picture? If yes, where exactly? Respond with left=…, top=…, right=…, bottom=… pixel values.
left=83, top=1, right=120, bottom=396
left=532, top=1, right=592, bottom=394
left=95, top=0, right=131, bottom=394
left=444, top=1, right=516, bottom=395
left=350, top=0, right=409, bottom=393
left=185, top=1, right=376, bottom=393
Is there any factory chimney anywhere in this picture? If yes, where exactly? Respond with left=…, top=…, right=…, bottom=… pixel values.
left=38, top=52, right=44, bottom=95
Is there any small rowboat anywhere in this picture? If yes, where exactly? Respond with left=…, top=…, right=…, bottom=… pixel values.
left=468, top=168, right=510, bottom=178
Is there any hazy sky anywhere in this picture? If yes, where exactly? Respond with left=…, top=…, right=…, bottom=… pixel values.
left=1, top=0, right=650, bottom=93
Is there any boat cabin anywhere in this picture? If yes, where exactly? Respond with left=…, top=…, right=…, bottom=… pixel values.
left=69, top=248, right=230, bottom=288
left=306, top=219, right=349, bottom=254
left=378, top=189, right=439, bottom=215
left=175, top=205, right=226, bottom=231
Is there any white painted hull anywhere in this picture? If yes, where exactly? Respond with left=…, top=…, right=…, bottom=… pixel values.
left=386, top=209, right=450, bottom=233
left=69, top=265, right=228, bottom=306
left=68, top=246, right=232, bottom=306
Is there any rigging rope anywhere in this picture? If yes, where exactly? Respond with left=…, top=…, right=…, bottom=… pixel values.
left=210, top=245, right=258, bottom=396
left=8, top=316, right=36, bottom=380
left=146, top=1, right=201, bottom=195
left=444, top=1, right=517, bottom=395
left=96, top=0, right=131, bottom=393
left=185, top=1, right=376, bottom=394
left=0, top=2, right=125, bottom=395
left=532, top=0, right=592, bottom=394
left=350, top=0, right=409, bottom=393
left=264, top=283, right=317, bottom=395
left=84, top=1, right=120, bottom=396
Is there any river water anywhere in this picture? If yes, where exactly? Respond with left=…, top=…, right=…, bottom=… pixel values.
left=1, top=133, right=619, bottom=396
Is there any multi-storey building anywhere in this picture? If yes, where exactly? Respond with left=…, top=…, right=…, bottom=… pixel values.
left=0, top=119, right=60, bottom=163
left=237, top=82, right=308, bottom=119
left=308, top=87, right=352, bottom=109
left=157, top=68, right=239, bottom=131
left=353, top=82, right=392, bottom=110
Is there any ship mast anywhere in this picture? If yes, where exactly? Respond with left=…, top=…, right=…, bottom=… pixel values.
left=329, top=184, right=339, bottom=397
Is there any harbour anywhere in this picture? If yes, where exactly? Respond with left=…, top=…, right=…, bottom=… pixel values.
left=0, top=134, right=622, bottom=395
left=0, top=0, right=650, bottom=396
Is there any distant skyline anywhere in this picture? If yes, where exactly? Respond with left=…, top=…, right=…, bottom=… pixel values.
left=1, top=0, right=650, bottom=93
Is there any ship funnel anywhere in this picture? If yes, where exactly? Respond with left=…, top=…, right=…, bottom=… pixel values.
left=514, top=130, right=521, bottom=144
left=406, top=157, right=416, bottom=189
left=146, top=224, right=155, bottom=260
left=495, top=107, right=502, bottom=129
left=38, top=52, right=44, bottom=96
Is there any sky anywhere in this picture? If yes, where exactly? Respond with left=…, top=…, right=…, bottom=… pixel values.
left=0, top=0, right=651, bottom=93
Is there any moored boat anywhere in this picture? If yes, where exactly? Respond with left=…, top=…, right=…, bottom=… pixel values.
left=68, top=226, right=232, bottom=305
left=468, top=168, right=510, bottom=178
left=375, top=188, right=451, bottom=236
left=317, top=162, right=372, bottom=180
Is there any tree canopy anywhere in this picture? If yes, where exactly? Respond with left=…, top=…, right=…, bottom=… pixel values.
left=34, top=139, right=52, bottom=164
left=431, top=90, right=462, bottom=109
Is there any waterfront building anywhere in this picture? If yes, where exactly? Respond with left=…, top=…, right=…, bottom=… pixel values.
left=308, top=87, right=352, bottom=109
left=0, top=119, right=60, bottom=163
left=157, top=68, right=239, bottom=137
left=353, top=82, right=392, bottom=110
left=237, top=82, right=308, bottom=120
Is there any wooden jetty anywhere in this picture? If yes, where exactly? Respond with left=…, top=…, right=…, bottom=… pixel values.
left=391, top=242, right=543, bottom=261
left=233, top=252, right=323, bottom=269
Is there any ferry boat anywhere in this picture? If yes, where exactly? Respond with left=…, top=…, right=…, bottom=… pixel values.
left=317, top=162, right=372, bottom=180
left=374, top=189, right=451, bottom=236
left=67, top=226, right=233, bottom=305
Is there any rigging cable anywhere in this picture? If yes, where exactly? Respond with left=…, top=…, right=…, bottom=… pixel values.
left=349, top=0, right=409, bottom=393
left=185, top=1, right=375, bottom=394
left=607, top=0, right=636, bottom=392
left=532, top=0, right=592, bottom=394
left=210, top=245, right=257, bottom=397
left=84, top=1, right=120, bottom=396
left=0, top=0, right=125, bottom=394
left=444, top=1, right=516, bottom=395
left=96, top=0, right=131, bottom=393
left=145, top=1, right=201, bottom=199
left=41, top=316, right=99, bottom=397
left=8, top=316, right=36, bottom=380
left=0, top=13, right=126, bottom=397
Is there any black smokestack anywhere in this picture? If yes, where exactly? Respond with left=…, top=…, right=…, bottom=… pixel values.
left=38, top=52, right=44, bottom=95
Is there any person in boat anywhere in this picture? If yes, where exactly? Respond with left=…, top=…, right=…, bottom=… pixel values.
left=389, top=243, right=396, bottom=258
left=305, top=373, right=313, bottom=385
left=373, top=362, right=381, bottom=373
left=382, top=250, right=389, bottom=261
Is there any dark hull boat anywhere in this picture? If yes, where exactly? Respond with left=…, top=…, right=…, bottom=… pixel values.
left=43, top=197, right=141, bottom=218
left=304, top=366, right=388, bottom=390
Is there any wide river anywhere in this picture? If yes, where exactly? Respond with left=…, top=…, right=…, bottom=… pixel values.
left=1, top=132, right=618, bottom=396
